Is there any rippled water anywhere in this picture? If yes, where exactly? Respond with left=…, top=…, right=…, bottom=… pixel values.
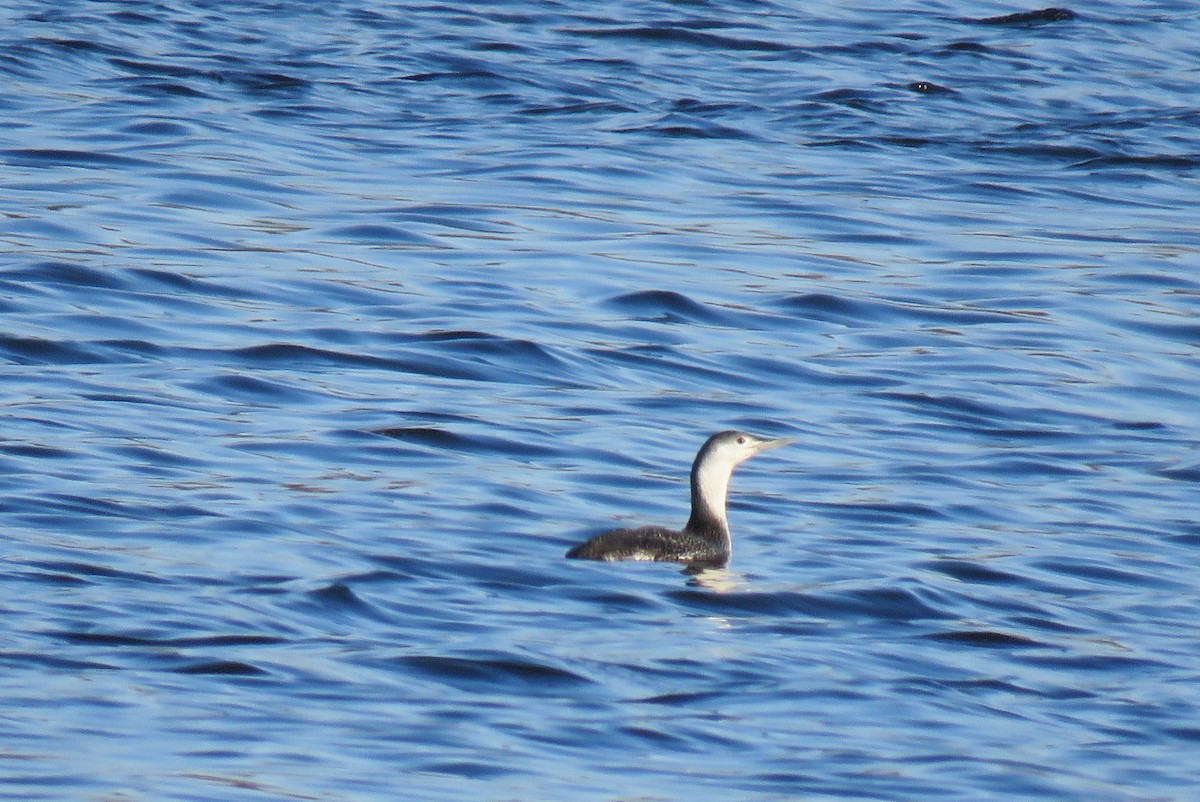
left=3, top=1, right=1199, bottom=799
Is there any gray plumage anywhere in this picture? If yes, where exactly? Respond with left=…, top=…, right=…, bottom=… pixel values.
left=565, top=430, right=792, bottom=569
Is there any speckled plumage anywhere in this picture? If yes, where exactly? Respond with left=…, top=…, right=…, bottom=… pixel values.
left=565, top=523, right=726, bottom=567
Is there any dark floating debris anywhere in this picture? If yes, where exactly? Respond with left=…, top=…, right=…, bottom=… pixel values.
left=977, top=8, right=1077, bottom=26
left=907, top=81, right=955, bottom=95
left=926, top=630, right=1045, bottom=648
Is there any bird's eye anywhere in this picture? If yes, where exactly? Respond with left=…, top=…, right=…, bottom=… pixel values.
left=737, top=436, right=746, bottom=444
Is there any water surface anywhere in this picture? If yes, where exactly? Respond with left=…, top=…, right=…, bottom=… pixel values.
left=2, top=1, right=1199, bottom=800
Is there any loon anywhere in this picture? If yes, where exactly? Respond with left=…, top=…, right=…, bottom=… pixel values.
left=565, top=430, right=793, bottom=570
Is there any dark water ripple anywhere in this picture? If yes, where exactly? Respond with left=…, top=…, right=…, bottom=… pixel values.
left=2, top=1, right=1199, bottom=800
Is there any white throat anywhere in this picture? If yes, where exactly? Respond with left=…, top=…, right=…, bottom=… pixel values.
left=691, top=454, right=737, bottom=530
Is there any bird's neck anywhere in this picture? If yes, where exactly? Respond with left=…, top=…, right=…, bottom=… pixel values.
left=685, top=457, right=732, bottom=546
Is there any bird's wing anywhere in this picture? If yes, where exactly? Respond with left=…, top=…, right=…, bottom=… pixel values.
left=565, top=525, right=721, bottom=565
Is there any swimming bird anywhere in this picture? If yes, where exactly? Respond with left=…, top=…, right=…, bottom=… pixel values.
left=565, top=430, right=793, bottom=570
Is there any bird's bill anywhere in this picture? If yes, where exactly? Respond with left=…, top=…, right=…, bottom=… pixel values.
left=753, top=436, right=795, bottom=452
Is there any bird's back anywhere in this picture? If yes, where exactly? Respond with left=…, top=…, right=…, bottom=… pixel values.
left=565, top=524, right=728, bottom=567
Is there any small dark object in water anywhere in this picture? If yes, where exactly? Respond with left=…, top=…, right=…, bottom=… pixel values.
left=908, top=81, right=955, bottom=95
left=978, top=8, right=1076, bottom=26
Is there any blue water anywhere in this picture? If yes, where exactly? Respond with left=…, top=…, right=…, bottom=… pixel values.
left=3, top=1, right=1199, bottom=799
